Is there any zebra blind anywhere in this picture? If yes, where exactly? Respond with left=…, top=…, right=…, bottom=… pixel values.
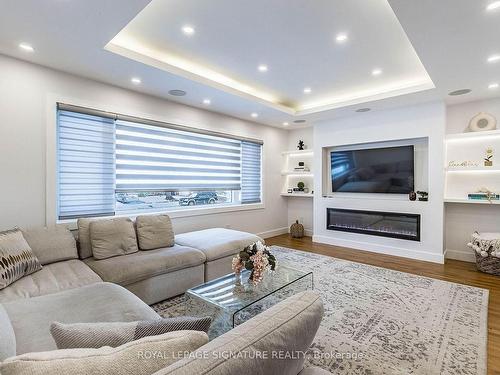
left=57, top=110, right=115, bottom=220
left=241, top=141, right=262, bottom=204
left=115, top=119, right=242, bottom=192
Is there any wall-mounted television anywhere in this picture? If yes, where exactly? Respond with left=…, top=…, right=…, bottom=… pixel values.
left=331, top=145, right=414, bottom=194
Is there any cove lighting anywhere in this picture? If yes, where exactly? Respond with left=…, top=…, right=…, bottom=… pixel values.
left=19, top=43, right=34, bottom=52
left=487, top=1, right=500, bottom=11
left=131, top=77, right=141, bottom=84
left=488, top=55, right=500, bottom=63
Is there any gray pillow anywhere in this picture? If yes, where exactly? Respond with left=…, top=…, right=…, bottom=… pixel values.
left=136, top=214, right=175, bottom=250
left=89, top=218, right=138, bottom=260
left=22, top=225, right=78, bottom=265
left=50, top=316, right=212, bottom=349
left=0, top=229, right=42, bottom=290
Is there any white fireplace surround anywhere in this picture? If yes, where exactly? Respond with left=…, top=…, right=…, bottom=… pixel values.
left=312, top=102, right=446, bottom=263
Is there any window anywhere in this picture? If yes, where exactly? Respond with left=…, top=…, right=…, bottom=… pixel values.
left=56, top=105, right=262, bottom=220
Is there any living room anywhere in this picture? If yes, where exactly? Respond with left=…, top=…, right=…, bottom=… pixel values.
left=0, top=1, right=499, bottom=374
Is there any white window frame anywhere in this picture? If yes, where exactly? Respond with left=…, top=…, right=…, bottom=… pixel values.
left=46, top=94, right=264, bottom=229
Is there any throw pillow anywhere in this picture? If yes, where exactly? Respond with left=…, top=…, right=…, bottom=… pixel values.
left=0, top=330, right=208, bottom=375
left=50, top=316, right=212, bottom=349
left=89, top=218, right=138, bottom=260
left=0, top=229, right=42, bottom=290
left=22, top=225, right=78, bottom=265
left=136, top=214, right=175, bottom=250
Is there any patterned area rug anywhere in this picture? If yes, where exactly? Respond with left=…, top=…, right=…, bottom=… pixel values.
left=152, top=246, right=488, bottom=375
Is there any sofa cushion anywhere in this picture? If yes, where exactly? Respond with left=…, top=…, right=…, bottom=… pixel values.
left=84, top=245, right=205, bottom=286
left=21, top=225, right=78, bottom=265
left=175, top=228, right=263, bottom=261
left=2, top=282, right=160, bottom=355
left=90, top=218, right=138, bottom=260
left=0, top=331, right=208, bottom=375
left=77, top=218, right=93, bottom=259
left=51, top=316, right=212, bottom=349
left=155, top=291, right=323, bottom=375
left=0, top=229, right=42, bottom=290
left=0, top=260, right=102, bottom=303
left=136, top=214, right=175, bottom=250
left=0, top=304, right=16, bottom=361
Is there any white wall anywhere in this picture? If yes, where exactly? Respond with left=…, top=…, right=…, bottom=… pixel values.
left=312, top=102, right=447, bottom=263
left=285, top=127, right=314, bottom=235
left=445, top=98, right=500, bottom=261
left=0, top=54, right=288, bottom=237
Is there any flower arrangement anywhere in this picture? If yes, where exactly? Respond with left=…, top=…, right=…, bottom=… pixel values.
left=232, top=241, right=276, bottom=284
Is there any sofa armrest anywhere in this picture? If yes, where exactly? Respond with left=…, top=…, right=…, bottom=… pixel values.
left=0, top=304, right=16, bottom=361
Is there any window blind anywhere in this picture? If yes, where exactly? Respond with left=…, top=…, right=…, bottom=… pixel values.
left=57, top=110, right=115, bottom=220
left=241, top=141, right=262, bottom=204
left=115, top=119, right=242, bottom=192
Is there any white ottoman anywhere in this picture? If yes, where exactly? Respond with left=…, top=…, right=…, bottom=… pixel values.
left=175, top=228, right=263, bottom=281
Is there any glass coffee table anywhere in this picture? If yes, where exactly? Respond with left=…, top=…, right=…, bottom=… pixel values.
left=185, top=265, right=313, bottom=339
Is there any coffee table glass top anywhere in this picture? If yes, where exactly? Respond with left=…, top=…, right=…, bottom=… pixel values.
left=185, top=265, right=313, bottom=338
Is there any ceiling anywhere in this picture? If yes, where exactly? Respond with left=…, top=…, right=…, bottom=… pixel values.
left=0, top=0, right=499, bottom=128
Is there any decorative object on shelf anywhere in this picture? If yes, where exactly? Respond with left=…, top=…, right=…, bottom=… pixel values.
left=409, top=191, right=417, bottom=201
left=417, top=191, right=428, bottom=201
left=468, top=112, right=497, bottom=132
left=467, top=232, right=500, bottom=275
left=287, top=188, right=293, bottom=194
left=297, top=140, right=305, bottom=150
left=297, top=181, right=305, bottom=191
left=293, top=161, right=310, bottom=172
left=231, top=241, right=276, bottom=285
left=290, top=220, right=305, bottom=238
left=469, top=187, right=500, bottom=203
left=484, top=148, right=493, bottom=167
left=448, top=160, right=479, bottom=168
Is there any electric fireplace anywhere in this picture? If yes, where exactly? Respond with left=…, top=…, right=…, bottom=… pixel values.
left=327, top=208, right=420, bottom=241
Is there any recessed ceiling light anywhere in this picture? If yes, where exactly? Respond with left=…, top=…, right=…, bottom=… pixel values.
left=131, top=77, right=141, bottom=84
left=251, top=113, right=258, bottom=118
left=355, top=108, right=371, bottom=112
left=489, top=83, right=499, bottom=89
left=182, top=25, right=195, bottom=35
left=19, top=43, right=34, bottom=52
left=258, top=64, right=268, bottom=72
left=168, top=89, right=187, bottom=96
left=487, top=1, right=500, bottom=11
left=293, top=119, right=306, bottom=124
left=202, top=98, right=211, bottom=105
left=487, top=54, right=500, bottom=63
left=335, top=33, right=348, bottom=43
left=303, top=87, right=312, bottom=94
left=283, top=122, right=289, bottom=126
left=372, top=68, right=383, bottom=76
left=448, top=89, right=472, bottom=96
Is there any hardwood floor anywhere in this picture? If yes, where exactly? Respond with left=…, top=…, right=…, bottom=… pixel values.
left=266, top=234, right=500, bottom=374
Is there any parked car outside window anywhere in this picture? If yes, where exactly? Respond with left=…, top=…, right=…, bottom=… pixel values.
left=179, top=192, right=218, bottom=206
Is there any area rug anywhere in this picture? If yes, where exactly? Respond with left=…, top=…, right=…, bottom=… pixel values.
left=152, top=246, right=488, bottom=375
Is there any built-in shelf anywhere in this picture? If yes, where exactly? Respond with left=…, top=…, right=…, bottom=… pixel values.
left=280, top=171, right=314, bottom=176
left=446, top=129, right=500, bottom=141
left=281, top=150, right=314, bottom=156
left=445, top=166, right=500, bottom=172
left=444, top=198, right=500, bottom=205
left=280, top=193, right=314, bottom=198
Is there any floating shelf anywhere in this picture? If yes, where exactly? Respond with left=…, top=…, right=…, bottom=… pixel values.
left=281, top=150, right=314, bottom=156
left=280, top=193, right=314, bottom=198
left=445, top=166, right=500, bottom=172
left=281, top=171, right=314, bottom=176
left=444, top=198, right=500, bottom=205
left=446, top=129, right=500, bottom=141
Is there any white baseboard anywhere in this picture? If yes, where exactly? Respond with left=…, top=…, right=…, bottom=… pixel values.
left=257, top=227, right=289, bottom=239
left=304, top=229, right=313, bottom=237
left=312, top=235, right=444, bottom=264
left=445, top=248, right=475, bottom=263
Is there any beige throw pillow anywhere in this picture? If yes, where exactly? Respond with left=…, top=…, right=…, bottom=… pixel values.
left=136, top=214, right=175, bottom=250
left=89, top=218, right=138, bottom=260
left=0, top=229, right=42, bottom=290
left=51, top=316, right=212, bottom=349
left=0, top=331, right=208, bottom=375
left=22, top=225, right=78, bottom=265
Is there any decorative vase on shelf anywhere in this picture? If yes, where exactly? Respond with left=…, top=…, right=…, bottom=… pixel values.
left=290, top=220, right=304, bottom=238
